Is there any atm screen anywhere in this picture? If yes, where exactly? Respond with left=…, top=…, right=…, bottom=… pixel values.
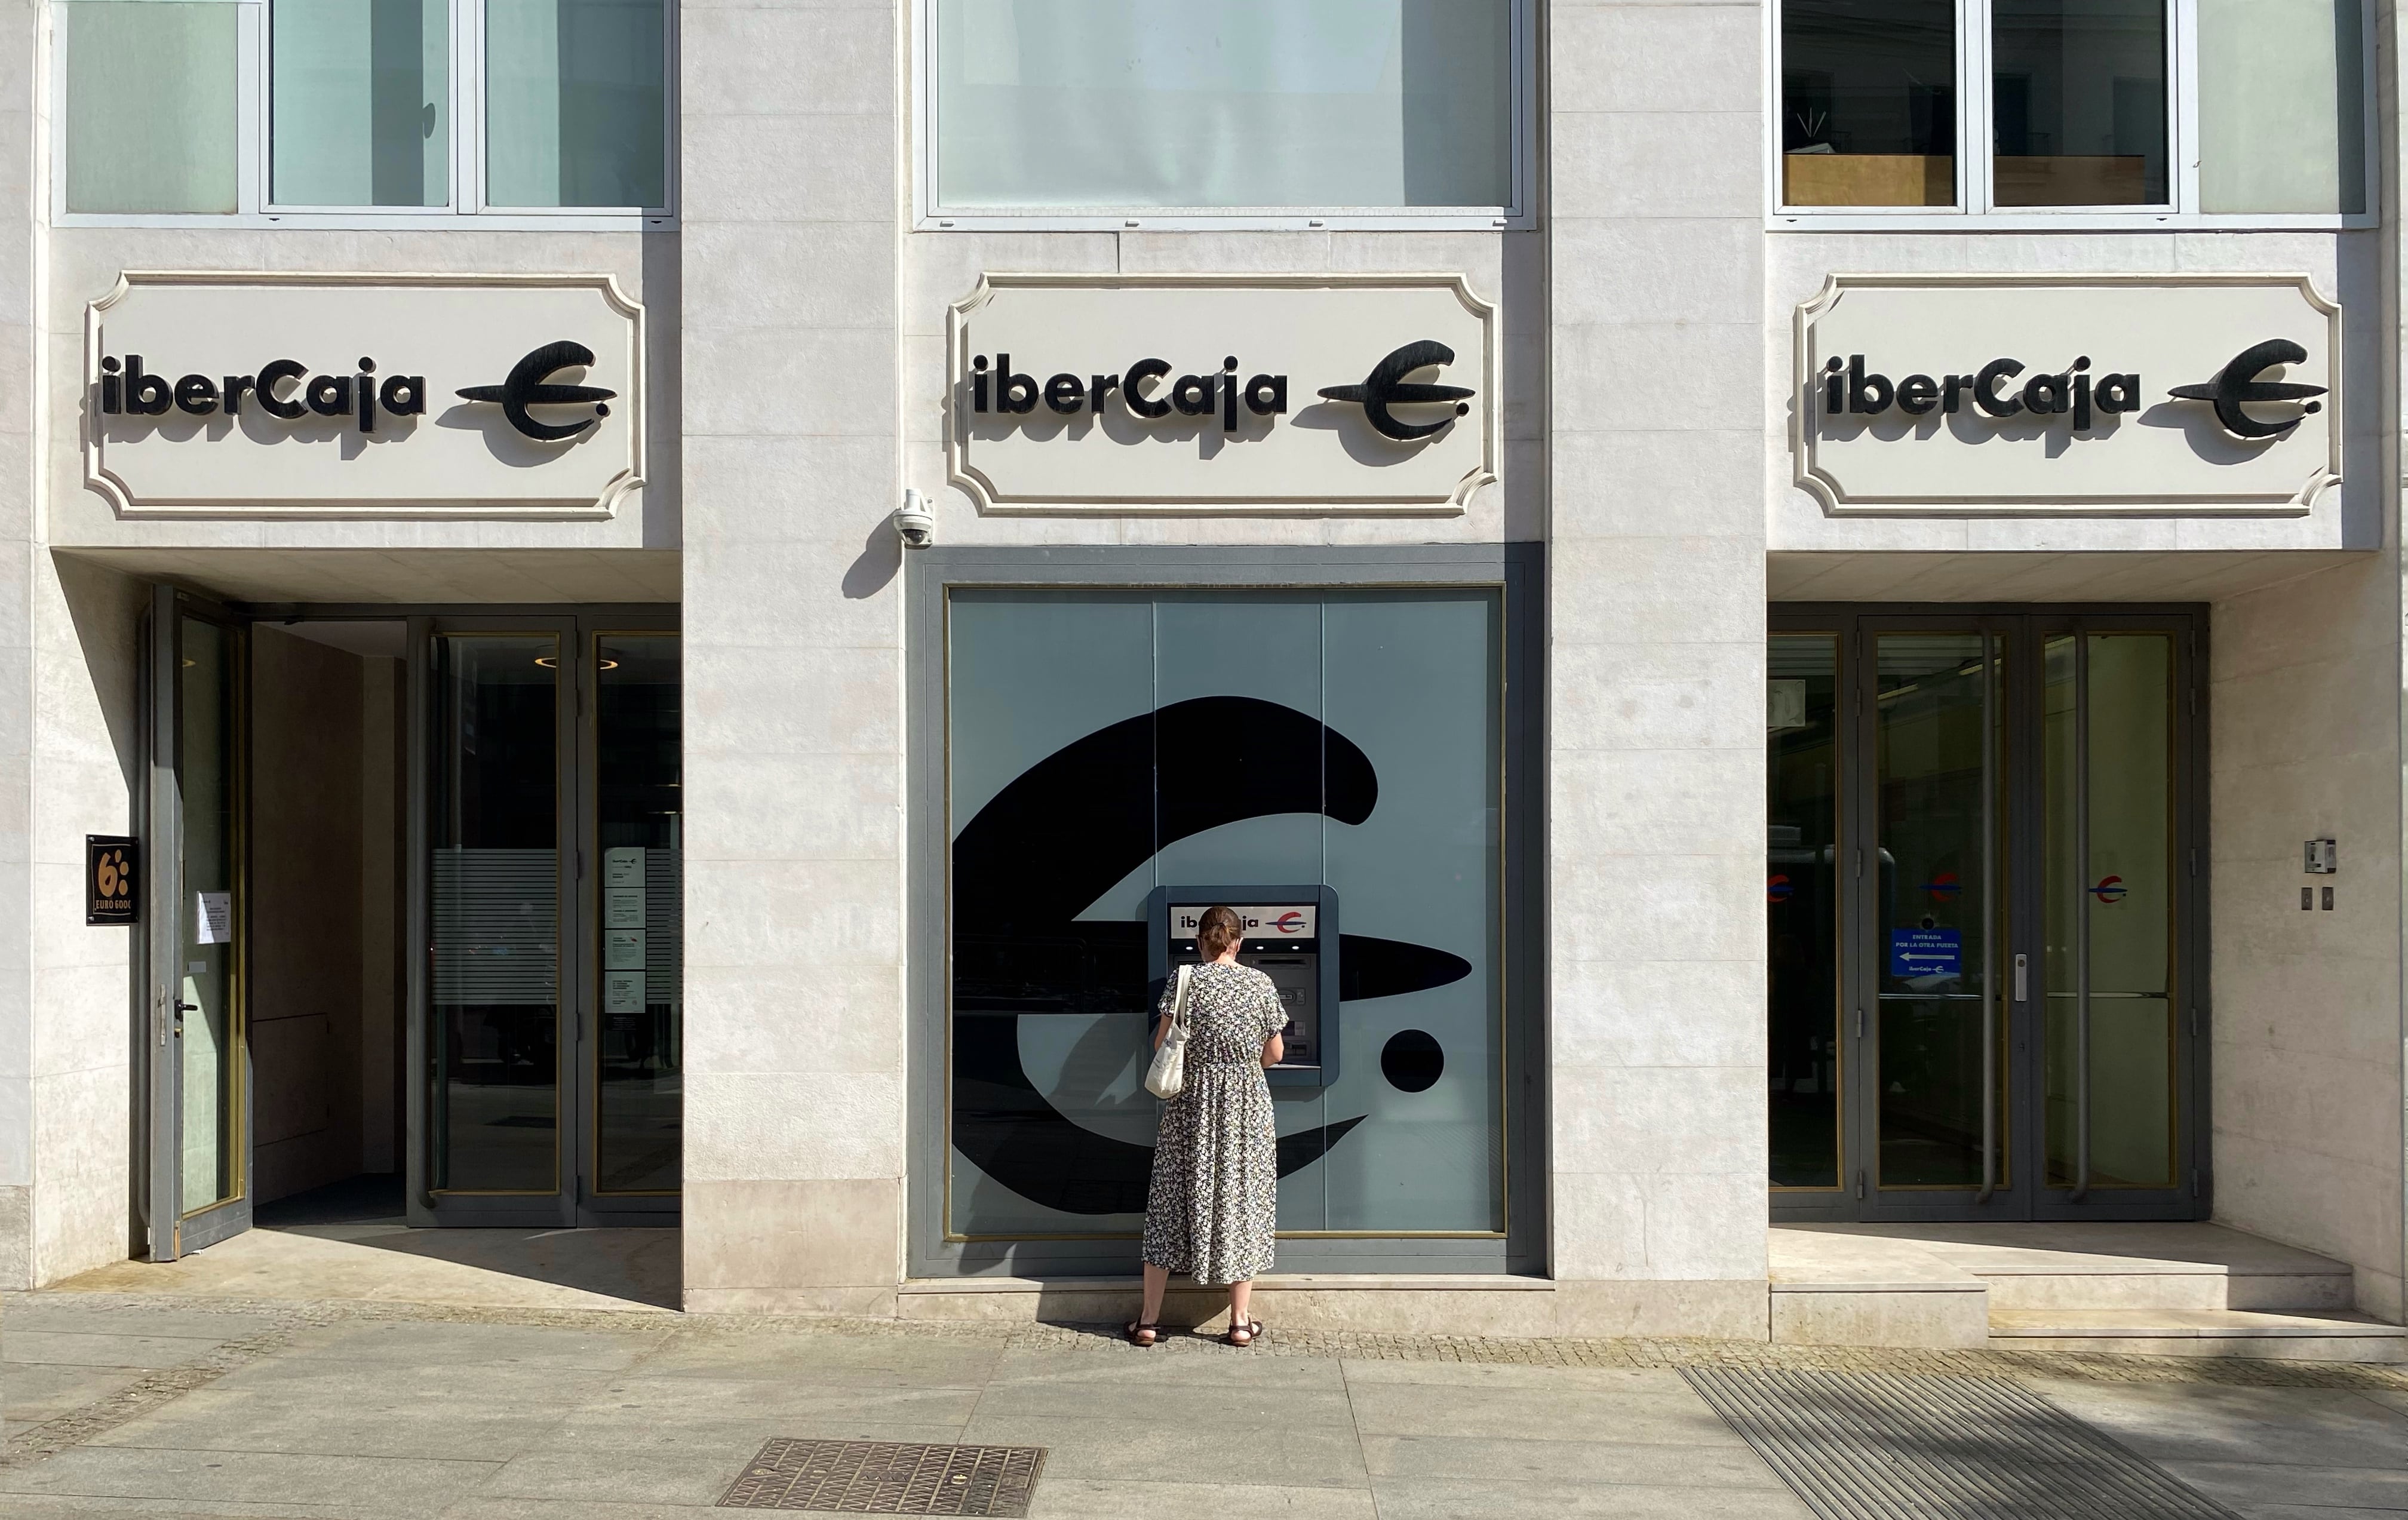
left=1163, top=896, right=1331, bottom=1080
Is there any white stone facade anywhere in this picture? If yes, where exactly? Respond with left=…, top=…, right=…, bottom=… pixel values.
left=0, top=0, right=2396, bottom=1343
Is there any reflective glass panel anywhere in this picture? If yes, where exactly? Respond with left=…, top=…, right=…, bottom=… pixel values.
left=2198, top=0, right=2366, bottom=213
left=2042, top=634, right=2176, bottom=1189
left=430, top=635, right=560, bottom=1192
left=595, top=634, right=681, bottom=1194
left=1874, top=634, right=2003, bottom=1189
left=272, top=0, right=450, bottom=207
left=486, top=0, right=668, bottom=208
left=179, top=616, right=240, bottom=1213
left=1991, top=0, right=2168, bottom=205
left=945, top=590, right=1503, bottom=1239
left=1781, top=0, right=1955, bottom=207
left=64, top=2, right=240, bottom=214
left=1768, top=635, right=1841, bottom=1189
left=932, top=0, right=1516, bottom=210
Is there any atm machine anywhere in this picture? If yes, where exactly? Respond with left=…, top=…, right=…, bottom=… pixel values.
left=1146, top=885, right=1340, bottom=1087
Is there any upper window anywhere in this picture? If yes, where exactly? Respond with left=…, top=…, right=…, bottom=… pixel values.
left=1777, top=0, right=2369, bottom=221
left=919, top=0, right=1529, bottom=228
left=58, top=0, right=672, bottom=223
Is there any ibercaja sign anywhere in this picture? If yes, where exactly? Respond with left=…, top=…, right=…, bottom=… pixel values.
left=83, top=272, right=645, bottom=518
left=1793, top=274, right=2341, bottom=515
left=945, top=274, right=1500, bottom=515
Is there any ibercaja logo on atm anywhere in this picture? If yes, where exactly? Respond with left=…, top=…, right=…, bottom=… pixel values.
left=92, top=340, right=616, bottom=443
left=1174, top=905, right=1315, bottom=939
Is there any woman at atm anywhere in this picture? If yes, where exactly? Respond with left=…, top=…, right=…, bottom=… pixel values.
left=1129, top=905, right=1286, bottom=1348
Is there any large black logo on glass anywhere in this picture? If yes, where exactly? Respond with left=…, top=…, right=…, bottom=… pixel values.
left=951, top=696, right=1472, bottom=1217
left=2169, top=339, right=2327, bottom=441
left=456, top=339, right=616, bottom=442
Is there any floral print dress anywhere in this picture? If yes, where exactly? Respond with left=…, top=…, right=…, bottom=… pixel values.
left=1141, top=961, right=1285, bottom=1285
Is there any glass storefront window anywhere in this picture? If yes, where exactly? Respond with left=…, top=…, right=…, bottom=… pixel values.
left=1991, top=0, right=2167, bottom=206
left=62, top=2, right=241, bottom=214
left=429, top=634, right=561, bottom=1193
left=1776, top=0, right=2366, bottom=215
left=272, top=0, right=450, bottom=208
left=62, top=0, right=672, bottom=219
left=1768, top=636, right=1841, bottom=1189
left=945, top=589, right=1503, bottom=1240
left=1780, top=0, right=1956, bottom=207
left=928, top=0, right=1519, bottom=214
left=486, top=0, right=669, bottom=209
left=594, top=634, right=681, bottom=1194
left=2198, top=0, right=2366, bottom=214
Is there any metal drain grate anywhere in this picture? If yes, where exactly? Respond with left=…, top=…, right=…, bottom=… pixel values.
left=717, top=1439, right=1046, bottom=1515
left=1682, top=1367, right=2240, bottom=1520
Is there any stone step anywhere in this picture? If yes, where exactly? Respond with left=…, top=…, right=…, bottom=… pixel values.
left=1980, top=1263, right=2356, bottom=1313
left=1989, top=1307, right=2408, bottom=1363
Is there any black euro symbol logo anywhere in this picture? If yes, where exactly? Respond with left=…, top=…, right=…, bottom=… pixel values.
left=456, top=339, right=616, bottom=442
left=1319, top=339, right=1475, bottom=442
left=2168, top=338, right=2327, bottom=441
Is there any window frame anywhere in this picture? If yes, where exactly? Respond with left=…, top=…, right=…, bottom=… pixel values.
left=1764, top=0, right=2378, bottom=229
left=910, top=0, right=1537, bottom=233
left=50, top=0, right=678, bottom=230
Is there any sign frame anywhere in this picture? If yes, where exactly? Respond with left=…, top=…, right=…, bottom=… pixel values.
left=84, top=270, right=646, bottom=520
left=1792, top=271, right=2342, bottom=517
left=945, top=272, right=1501, bottom=517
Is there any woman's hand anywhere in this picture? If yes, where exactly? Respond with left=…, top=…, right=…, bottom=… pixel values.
left=1154, top=1014, right=1172, bottom=1052
left=1261, top=1033, right=1284, bottom=1067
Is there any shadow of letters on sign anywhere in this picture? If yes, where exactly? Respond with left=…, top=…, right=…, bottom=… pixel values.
left=84, top=273, right=645, bottom=519
left=1793, top=274, right=2339, bottom=515
left=947, top=274, right=1499, bottom=514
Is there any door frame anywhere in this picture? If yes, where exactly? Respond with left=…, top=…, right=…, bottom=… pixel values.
left=135, top=599, right=679, bottom=1248
left=1770, top=603, right=2210, bottom=1225
left=142, top=584, right=253, bottom=1260
left=399, top=608, right=686, bottom=1229
left=409, top=612, right=582, bottom=1229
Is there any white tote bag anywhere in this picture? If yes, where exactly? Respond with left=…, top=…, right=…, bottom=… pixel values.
left=1144, top=963, right=1195, bottom=1100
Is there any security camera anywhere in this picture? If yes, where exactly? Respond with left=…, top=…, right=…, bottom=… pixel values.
left=893, top=489, right=934, bottom=549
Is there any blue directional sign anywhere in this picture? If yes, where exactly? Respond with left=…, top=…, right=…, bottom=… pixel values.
left=1889, top=927, right=1962, bottom=979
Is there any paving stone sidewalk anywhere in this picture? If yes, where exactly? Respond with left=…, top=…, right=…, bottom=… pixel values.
left=2, top=1292, right=2404, bottom=1518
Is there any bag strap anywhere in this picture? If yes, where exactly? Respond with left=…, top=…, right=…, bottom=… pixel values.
left=1170, top=963, right=1194, bottom=1028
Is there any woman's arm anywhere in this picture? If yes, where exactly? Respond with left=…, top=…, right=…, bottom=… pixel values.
left=1260, top=1031, right=1285, bottom=1067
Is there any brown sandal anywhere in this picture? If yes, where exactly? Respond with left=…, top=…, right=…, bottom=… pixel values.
left=1224, top=1319, right=1262, bottom=1347
left=1126, top=1321, right=1160, bottom=1347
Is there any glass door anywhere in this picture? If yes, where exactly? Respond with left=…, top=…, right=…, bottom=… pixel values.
left=412, top=617, right=577, bottom=1226
left=1859, top=624, right=2014, bottom=1216
left=143, top=587, right=250, bottom=1259
left=1769, top=610, right=2203, bottom=1223
left=581, top=624, right=682, bottom=1220
left=2034, top=622, right=2189, bottom=1215
left=406, top=613, right=681, bottom=1227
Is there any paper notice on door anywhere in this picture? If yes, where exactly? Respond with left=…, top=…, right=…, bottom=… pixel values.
left=605, top=888, right=645, bottom=929
left=604, top=928, right=646, bottom=970
left=604, top=847, right=645, bottom=888
left=195, top=891, right=233, bottom=944
left=603, top=969, right=646, bottom=1014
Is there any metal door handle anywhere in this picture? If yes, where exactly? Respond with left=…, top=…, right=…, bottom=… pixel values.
left=2013, top=954, right=2027, bottom=1003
